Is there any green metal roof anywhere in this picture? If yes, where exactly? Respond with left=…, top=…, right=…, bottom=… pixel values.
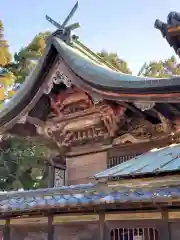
left=94, top=144, right=180, bottom=179
left=72, top=39, right=120, bottom=71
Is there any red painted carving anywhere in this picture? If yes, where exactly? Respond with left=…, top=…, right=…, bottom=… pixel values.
left=50, top=88, right=93, bottom=115
left=37, top=88, right=127, bottom=149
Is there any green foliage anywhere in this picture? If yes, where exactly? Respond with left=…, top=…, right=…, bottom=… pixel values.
left=0, top=20, right=11, bottom=67
left=143, top=56, right=180, bottom=78
left=26, top=32, right=50, bottom=55
left=5, top=32, right=50, bottom=84
left=97, top=50, right=132, bottom=74
left=0, top=71, right=15, bottom=88
left=0, top=137, right=49, bottom=190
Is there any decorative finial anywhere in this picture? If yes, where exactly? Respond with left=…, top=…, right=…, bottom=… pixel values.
left=46, top=2, right=80, bottom=44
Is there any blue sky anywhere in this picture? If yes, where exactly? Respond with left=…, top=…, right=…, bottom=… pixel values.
left=1, top=0, right=180, bottom=74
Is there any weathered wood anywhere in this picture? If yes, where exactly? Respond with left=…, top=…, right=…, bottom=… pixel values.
left=4, top=219, right=10, bottom=240
left=66, top=151, right=107, bottom=185
left=48, top=165, right=55, bottom=188
left=53, top=214, right=99, bottom=224
left=99, top=213, right=105, bottom=240
left=48, top=165, right=55, bottom=240
left=169, top=211, right=180, bottom=219
left=105, top=212, right=162, bottom=221
left=160, top=211, right=171, bottom=240
left=108, top=135, right=174, bottom=157
left=48, top=216, right=53, bottom=240
left=10, top=217, right=48, bottom=225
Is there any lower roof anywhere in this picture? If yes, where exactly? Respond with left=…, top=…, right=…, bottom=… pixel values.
left=0, top=182, right=180, bottom=215
left=93, top=144, right=180, bottom=179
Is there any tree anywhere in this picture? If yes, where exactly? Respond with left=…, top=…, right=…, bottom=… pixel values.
left=143, top=56, right=180, bottom=78
left=0, top=20, right=11, bottom=67
left=97, top=50, right=132, bottom=74
left=26, top=31, right=50, bottom=56
left=6, top=31, right=50, bottom=84
left=0, top=137, right=50, bottom=190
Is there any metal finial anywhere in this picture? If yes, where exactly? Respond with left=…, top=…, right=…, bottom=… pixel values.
left=46, top=2, right=80, bottom=43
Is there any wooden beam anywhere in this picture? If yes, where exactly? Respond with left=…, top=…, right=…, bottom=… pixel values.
left=10, top=217, right=48, bottom=225
left=53, top=214, right=99, bottom=224
left=105, top=212, right=161, bottom=221
left=120, top=102, right=146, bottom=118
left=108, top=135, right=173, bottom=157
left=167, top=103, right=180, bottom=116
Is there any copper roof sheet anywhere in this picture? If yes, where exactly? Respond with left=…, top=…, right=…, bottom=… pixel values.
left=94, top=144, right=180, bottom=179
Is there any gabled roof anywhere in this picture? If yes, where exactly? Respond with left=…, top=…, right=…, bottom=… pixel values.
left=93, top=144, right=180, bottom=179
left=1, top=9, right=180, bottom=134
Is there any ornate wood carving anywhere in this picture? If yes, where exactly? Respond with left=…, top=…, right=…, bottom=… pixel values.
left=37, top=106, right=125, bottom=149
left=113, top=133, right=149, bottom=145
left=33, top=87, right=126, bottom=149
left=44, top=59, right=72, bottom=94
left=50, top=88, right=93, bottom=115
left=54, top=168, right=65, bottom=187
left=6, top=57, right=179, bottom=153
left=124, top=118, right=169, bottom=138
left=25, top=77, right=178, bottom=152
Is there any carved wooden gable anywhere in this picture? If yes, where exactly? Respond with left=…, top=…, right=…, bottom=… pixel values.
left=36, top=79, right=127, bottom=150
left=13, top=58, right=179, bottom=155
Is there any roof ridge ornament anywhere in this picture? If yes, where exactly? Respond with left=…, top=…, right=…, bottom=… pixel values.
left=46, top=2, right=80, bottom=44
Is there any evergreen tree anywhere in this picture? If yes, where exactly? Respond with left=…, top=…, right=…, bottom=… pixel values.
left=97, top=50, right=132, bottom=74
left=6, top=31, right=50, bottom=83
left=143, top=56, right=180, bottom=78
left=0, top=137, right=50, bottom=190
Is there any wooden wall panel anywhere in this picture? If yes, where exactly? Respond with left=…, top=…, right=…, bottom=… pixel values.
left=169, top=222, right=180, bottom=240
left=66, top=151, right=107, bottom=185
left=54, top=222, right=99, bottom=240
left=10, top=226, right=48, bottom=240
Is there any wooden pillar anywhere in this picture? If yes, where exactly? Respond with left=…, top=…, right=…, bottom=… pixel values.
left=48, top=165, right=55, bottom=240
left=160, top=211, right=171, bottom=240
left=4, top=219, right=10, bottom=240
left=48, top=165, right=55, bottom=188
left=48, top=216, right=54, bottom=240
left=99, top=213, right=105, bottom=240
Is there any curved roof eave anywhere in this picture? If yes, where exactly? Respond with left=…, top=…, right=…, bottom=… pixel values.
left=52, top=37, right=180, bottom=93
left=0, top=41, right=57, bottom=132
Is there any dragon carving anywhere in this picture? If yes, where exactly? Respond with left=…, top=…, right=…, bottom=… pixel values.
left=35, top=88, right=126, bottom=149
